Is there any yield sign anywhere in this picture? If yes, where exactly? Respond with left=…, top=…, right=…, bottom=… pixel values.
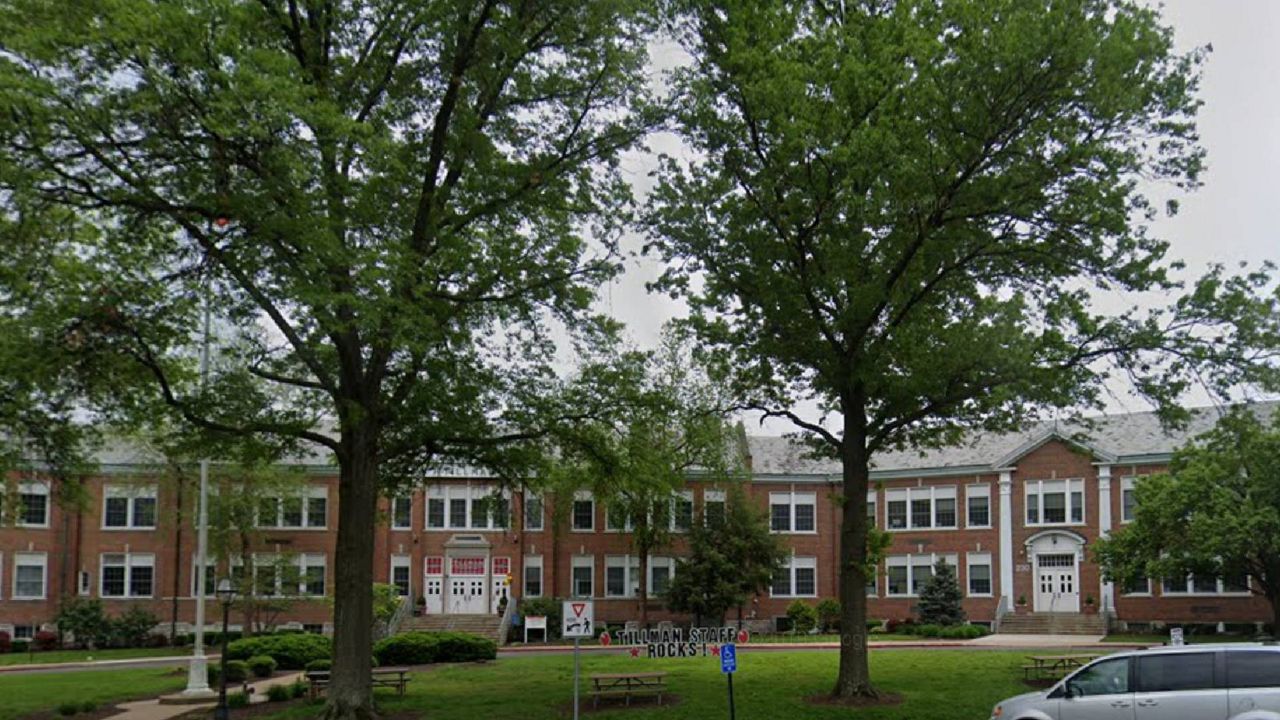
left=562, top=600, right=594, bottom=638
left=572, top=603, right=586, bottom=617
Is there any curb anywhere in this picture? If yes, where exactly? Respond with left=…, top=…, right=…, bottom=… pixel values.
left=0, top=654, right=213, bottom=674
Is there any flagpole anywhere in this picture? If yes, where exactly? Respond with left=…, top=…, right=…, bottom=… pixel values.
left=181, top=269, right=215, bottom=697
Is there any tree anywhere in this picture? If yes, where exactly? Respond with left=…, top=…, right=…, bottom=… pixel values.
left=664, top=485, right=786, bottom=625
left=917, top=560, right=966, bottom=627
left=650, top=0, right=1279, bottom=699
left=0, top=3, right=656, bottom=718
left=54, top=597, right=110, bottom=649
left=1096, top=406, right=1280, bottom=629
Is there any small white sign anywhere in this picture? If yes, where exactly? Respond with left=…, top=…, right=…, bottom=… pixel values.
left=1170, top=627, right=1184, bottom=646
left=562, top=600, right=594, bottom=638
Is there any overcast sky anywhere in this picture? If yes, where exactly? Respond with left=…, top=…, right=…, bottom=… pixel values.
left=596, top=0, right=1280, bottom=435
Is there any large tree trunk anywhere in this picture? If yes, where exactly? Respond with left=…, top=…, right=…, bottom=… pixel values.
left=833, top=400, right=878, bottom=699
left=324, top=423, right=379, bottom=720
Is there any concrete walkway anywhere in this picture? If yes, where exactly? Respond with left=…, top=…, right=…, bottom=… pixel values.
left=104, top=672, right=303, bottom=720
left=969, top=633, right=1106, bottom=647
left=0, top=656, right=217, bottom=675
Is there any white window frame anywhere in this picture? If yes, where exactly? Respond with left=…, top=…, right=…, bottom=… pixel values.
left=966, top=552, right=993, bottom=597
left=571, top=491, right=595, bottom=533
left=769, top=490, right=817, bottom=534
left=866, top=491, right=877, bottom=529
left=191, top=555, right=218, bottom=598
left=770, top=555, right=818, bottom=598
left=884, top=553, right=958, bottom=598
left=704, top=489, right=726, bottom=522
left=1120, top=477, right=1138, bottom=523
left=649, top=556, right=676, bottom=596
left=257, top=487, right=328, bottom=529
left=523, top=555, right=543, bottom=598
left=390, top=554, right=412, bottom=597
left=571, top=555, right=594, bottom=598
left=604, top=555, right=641, bottom=598
left=965, top=484, right=992, bottom=528
left=670, top=490, right=694, bottom=532
left=102, top=485, right=158, bottom=530
left=1024, top=478, right=1086, bottom=527
left=391, top=497, right=413, bottom=530
left=422, top=484, right=510, bottom=531
left=100, top=552, right=155, bottom=598
left=298, top=553, right=327, bottom=597
left=523, top=493, right=544, bottom=532
left=16, top=482, right=50, bottom=528
left=604, top=503, right=634, bottom=533
left=885, top=486, right=958, bottom=531
left=1121, top=575, right=1153, bottom=596
left=1161, top=573, right=1251, bottom=597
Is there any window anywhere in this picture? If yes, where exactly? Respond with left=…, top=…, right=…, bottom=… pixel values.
left=1228, top=651, right=1280, bottom=689
left=771, top=556, right=817, bottom=598
left=524, top=494, right=544, bottom=531
left=1121, top=477, right=1138, bottom=522
left=258, top=488, right=327, bottom=528
left=424, top=485, right=510, bottom=530
left=13, top=552, right=47, bottom=599
left=300, top=554, right=326, bottom=596
left=12, top=625, right=35, bottom=640
left=1123, top=574, right=1152, bottom=595
left=391, top=497, right=413, bottom=530
left=100, top=553, right=154, bottom=598
left=967, top=553, right=992, bottom=596
left=1025, top=479, right=1085, bottom=525
left=427, top=495, right=445, bottom=529
left=966, top=485, right=991, bottom=528
left=605, top=505, right=632, bottom=532
left=885, top=554, right=957, bottom=597
left=866, top=491, right=877, bottom=529
left=450, top=498, right=467, bottom=527
left=885, top=487, right=957, bottom=531
left=391, top=555, right=411, bottom=597
left=18, top=482, right=49, bottom=527
left=671, top=491, right=694, bottom=531
left=605, top=556, right=641, bottom=598
left=1067, top=657, right=1131, bottom=697
left=103, top=485, right=158, bottom=529
left=769, top=491, right=817, bottom=533
left=571, top=556, right=594, bottom=598
left=1136, top=653, right=1215, bottom=692
left=191, top=557, right=218, bottom=597
left=650, top=557, right=675, bottom=596
left=1162, top=574, right=1248, bottom=596
left=302, top=624, right=324, bottom=634
left=572, top=492, right=595, bottom=532
left=519, top=556, right=540, bottom=594
left=704, top=490, right=726, bottom=526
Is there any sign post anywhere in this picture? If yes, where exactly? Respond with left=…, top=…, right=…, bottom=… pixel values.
left=721, top=642, right=737, bottom=720
left=562, top=600, right=594, bottom=720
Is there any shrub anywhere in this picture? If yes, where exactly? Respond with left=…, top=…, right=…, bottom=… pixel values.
left=373, top=631, right=496, bottom=666
left=816, top=599, right=842, bottom=633
left=785, top=600, right=818, bottom=635
left=913, top=624, right=942, bottom=638
left=111, top=606, right=160, bottom=648
left=224, top=660, right=250, bottom=684
left=34, top=630, right=60, bottom=651
left=290, top=680, right=308, bottom=699
left=79, top=701, right=97, bottom=713
left=12, top=640, right=30, bottom=653
left=227, top=692, right=250, bottom=709
left=266, top=684, right=291, bottom=702
left=248, top=655, right=278, bottom=678
left=305, top=659, right=332, bottom=672
left=226, top=633, right=332, bottom=670
left=207, top=664, right=220, bottom=687
left=865, top=619, right=882, bottom=631
left=55, top=598, right=109, bottom=649
left=939, top=624, right=987, bottom=639
left=57, top=702, right=80, bottom=716
left=519, top=597, right=562, bottom=640
left=0, top=630, right=10, bottom=653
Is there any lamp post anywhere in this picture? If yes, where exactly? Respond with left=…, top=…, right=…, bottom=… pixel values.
left=215, top=578, right=236, bottom=720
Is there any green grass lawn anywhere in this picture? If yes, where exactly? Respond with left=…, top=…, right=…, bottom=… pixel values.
left=261, top=649, right=1040, bottom=720
left=0, top=646, right=193, bottom=667
left=0, top=666, right=188, bottom=720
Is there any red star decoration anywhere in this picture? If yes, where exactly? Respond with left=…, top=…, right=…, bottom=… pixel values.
left=738, top=630, right=750, bottom=644
left=629, top=647, right=640, bottom=658
left=710, top=644, right=721, bottom=656
left=599, top=632, right=612, bottom=647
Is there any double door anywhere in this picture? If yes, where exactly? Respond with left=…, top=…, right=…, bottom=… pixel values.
left=1035, top=553, right=1079, bottom=612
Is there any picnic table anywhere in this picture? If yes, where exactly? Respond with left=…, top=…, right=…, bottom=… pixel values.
left=306, top=667, right=412, bottom=698
left=1022, top=654, right=1101, bottom=681
left=588, top=672, right=668, bottom=708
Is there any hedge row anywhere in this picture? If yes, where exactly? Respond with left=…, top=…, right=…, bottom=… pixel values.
left=225, top=633, right=332, bottom=670
left=373, top=632, right=496, bottom=666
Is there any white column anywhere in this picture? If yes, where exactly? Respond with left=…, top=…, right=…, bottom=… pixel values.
left=1097, top=465, right=1115, bottom=612
left=182, top=290, right=214, bottom=697
left=998, top=471, right=1014, bottom=608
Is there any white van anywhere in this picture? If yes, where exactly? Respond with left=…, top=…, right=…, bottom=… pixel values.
left=990, top=644, right=1280, bottom=719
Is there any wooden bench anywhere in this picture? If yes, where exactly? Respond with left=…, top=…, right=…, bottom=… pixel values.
left=306, top=667, right=412, bottom=698
left=588, top=672, right=668, bottom=708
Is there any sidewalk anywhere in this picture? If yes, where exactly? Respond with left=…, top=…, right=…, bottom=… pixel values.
left=0, top=655, right=218, bottom=675
left=109, top=672, right=303, bottom=720
left=500, top=635, right=1151, bottom=656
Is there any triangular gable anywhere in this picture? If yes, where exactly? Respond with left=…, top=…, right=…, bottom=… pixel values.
left=992, top=427, right=1116, bottom=468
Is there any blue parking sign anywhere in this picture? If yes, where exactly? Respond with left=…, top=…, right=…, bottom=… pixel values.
left=721, top=643, right=737, bottom=674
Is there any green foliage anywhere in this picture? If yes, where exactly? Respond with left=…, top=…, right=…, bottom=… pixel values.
left=786, top=601, right=818, bottom=635
left=816, top=599, right=842, bottom=633
left=223, top=660, right=250, bottom=684
left=247, top=655, right=278, bottom=678
left=664, top=484, right=787, bottom=623
left=110, top=607, right=160, bottom=648
left=917, top=560, right=967, bottom=627
left=54, top=598, right=109, bottom=649
left=372, top=584, right=401, bottom=626
left=56, top=702, right=79, bottom=716
left=266, top=684, right=290, bottom=702
left=290, top=679, right=308, bottom=699
left=227, top=692, right=250, bottom=709
left=226, top=634, right=331, bottom=670
left=939, top=625, right=987, bottom=640
left=373, top=632, right=497, bottom=666
left=519, top=597, right=562, bottom=640
left=11, top=640, right=30, bottom=654
left=304, top=659, right=332, bottom=672
left=1096, top=407, right=1280, bottom=626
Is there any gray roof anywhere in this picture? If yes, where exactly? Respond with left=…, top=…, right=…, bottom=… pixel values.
left=746, top=401, right=1280, bottom=478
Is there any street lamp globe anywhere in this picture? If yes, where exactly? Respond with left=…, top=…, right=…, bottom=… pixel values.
left=216, top=578, right=236, bottom=606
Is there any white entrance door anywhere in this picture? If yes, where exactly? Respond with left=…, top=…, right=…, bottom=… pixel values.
left=448, top=556, right=488, bottom=614
left=424, top=556, right=444, bottom=614
left=490, top=557, right=511, bottom=614
left=1035, top=553, right=1079, bottom=612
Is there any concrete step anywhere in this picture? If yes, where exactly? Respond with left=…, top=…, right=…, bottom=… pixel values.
left=399, top=614, right=505, bottom=643
left=998, top=613, right=1107, bottom=635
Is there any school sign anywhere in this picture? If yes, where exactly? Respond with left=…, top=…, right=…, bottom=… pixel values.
left=599, top=626, right=750, bottom=659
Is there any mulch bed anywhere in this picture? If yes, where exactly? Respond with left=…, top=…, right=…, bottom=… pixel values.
left=559, top=694, right=684, bottom=715
left=806, top=690, right=904, bottom=709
